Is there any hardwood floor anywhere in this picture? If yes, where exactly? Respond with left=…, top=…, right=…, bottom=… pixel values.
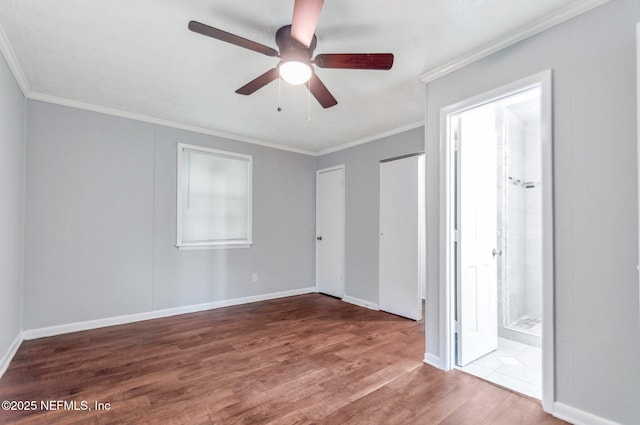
left=0, top=294, right=565, bottom=424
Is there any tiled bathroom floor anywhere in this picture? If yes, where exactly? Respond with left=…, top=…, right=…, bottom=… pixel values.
left=456, top=337, right=541, bottom=399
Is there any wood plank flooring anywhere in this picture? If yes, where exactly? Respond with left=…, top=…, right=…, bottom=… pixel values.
left=0, top=294, right=566, bottom=424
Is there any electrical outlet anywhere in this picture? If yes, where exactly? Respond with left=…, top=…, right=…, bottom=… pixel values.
left=251, top=273, right=259, bottom=283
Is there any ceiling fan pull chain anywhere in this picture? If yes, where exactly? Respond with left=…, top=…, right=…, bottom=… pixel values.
left=277, top=75, right=282, bottom=112
left=307, top=78, right=311, bottom=122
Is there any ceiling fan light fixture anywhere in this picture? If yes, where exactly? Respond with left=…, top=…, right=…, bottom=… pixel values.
left=279, top=60, right=312, bottom=85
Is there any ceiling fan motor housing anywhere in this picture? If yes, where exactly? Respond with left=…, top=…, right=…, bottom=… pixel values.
left=276, top=25, right=316, bottom=66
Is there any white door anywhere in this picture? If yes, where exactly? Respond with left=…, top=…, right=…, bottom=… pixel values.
left=379, top=155, right=425, bottom=320
left=456, top=106, right=499, bottom=366
left=316, top=166, right=345, bottom=298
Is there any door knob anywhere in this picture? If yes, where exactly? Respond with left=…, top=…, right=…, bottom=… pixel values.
left=317, top=236, right=323, bottom=241
left=492, top=249, right=502, bottom=257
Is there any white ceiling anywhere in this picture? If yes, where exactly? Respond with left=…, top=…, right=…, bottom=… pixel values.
left=0, top=0, right=605, bottom=154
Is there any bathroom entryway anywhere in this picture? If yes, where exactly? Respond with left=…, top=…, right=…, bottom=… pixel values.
left=441, top=72, right=553, bottom=405
left=458, top=337, right=541, bottom=398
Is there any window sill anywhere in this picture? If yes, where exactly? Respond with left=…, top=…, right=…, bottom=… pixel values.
left=176, top=243, right=252, bottom=251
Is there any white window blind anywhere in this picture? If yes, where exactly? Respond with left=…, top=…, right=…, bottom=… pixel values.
left=177, top=144, right=252, bottom=249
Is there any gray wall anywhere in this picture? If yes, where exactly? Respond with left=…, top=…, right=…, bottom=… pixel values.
left=24, top=100, right=316, bottom=329
left=0, top=54, right=25, bottom=361
left=425, top=0, right=640, bottom=423
left=316, top=127, right=424, bottom=305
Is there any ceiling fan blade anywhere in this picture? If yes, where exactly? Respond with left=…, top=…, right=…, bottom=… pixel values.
left=188, top=21, right=278, bottom=57
left=314, top=53, right=394, bottom=70
left=236, top=68, right=280, bottom=95
left=291, top=0, right=324, bottom=47
left=305, top=73, right=337, bottom=108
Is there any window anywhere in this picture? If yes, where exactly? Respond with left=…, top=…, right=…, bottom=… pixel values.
left=177, top=143, right=252, bottom=249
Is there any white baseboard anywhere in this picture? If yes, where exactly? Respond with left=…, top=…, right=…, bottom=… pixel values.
left=0, top=332, right=24, bottom=379
left=342, top=295, right=379, bottom=311
left=424, top=352, right=442, bottom=369
left=23, top=287, right=316, bottom=340
left=553, top=403, right=622, bottom=425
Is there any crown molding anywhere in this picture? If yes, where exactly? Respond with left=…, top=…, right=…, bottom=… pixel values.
left=28, top=92, right=317, bottom=156
left=315, top=121, right=425, bottom=156
left=27, top=90, right=425, bottom=158
left=419, top=0, right=611, bottom=83
left=0, top=22, right=31, bottom=96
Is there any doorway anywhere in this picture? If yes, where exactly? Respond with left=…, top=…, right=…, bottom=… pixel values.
left=315, top=165, right=345, bottom=298
left=440, top=71, right=554, bottom=410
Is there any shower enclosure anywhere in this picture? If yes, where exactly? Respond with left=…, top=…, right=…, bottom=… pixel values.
left=496, top=88, right=542, bottom=347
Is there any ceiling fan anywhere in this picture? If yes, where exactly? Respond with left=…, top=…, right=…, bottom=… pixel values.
left=188, top=0, right=394, bottom=108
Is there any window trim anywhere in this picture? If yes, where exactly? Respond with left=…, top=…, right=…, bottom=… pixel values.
left=176, top=143, right=253, bottom=250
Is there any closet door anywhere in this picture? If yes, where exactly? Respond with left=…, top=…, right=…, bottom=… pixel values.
left=316, top=166, right=345, bottom=298
left=379, top=154, right=424, bottom=320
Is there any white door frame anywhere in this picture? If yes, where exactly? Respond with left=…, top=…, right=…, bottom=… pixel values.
left=438, top=70, right=555, bottom=412
left=636, top=23, right=640, bottom=324
left=315, top=164, right=346, bottom=297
